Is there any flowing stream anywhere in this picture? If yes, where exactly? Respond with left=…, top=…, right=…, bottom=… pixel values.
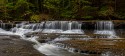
left=0, top=21, right=119, bottom=56
left=0, top=21, right=84, bottom=56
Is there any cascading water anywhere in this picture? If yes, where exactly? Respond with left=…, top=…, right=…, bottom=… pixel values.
left=0, top=21, right=121, bottom=56
left=61, top=21, right=83, bottom=34
left=0, top=23, right=5, bottom=29
left=42, top=21, right=83, bottom=34
left=0, top=23, right=14, bottom=35
left=11, top=21, right=84, bottom=34
left=0, top=21, right=84, bottom=56
left=94, top=21, right=117, bottom=38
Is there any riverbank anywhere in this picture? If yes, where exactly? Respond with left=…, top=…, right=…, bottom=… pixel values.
left=0, top=35, right=45, bottom=56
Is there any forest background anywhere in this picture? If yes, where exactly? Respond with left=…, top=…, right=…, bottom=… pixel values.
left=0, top=0, right=125, bottom=22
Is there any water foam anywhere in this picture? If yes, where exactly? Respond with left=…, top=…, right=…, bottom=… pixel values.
left=94, top=21, right=117, bottom=38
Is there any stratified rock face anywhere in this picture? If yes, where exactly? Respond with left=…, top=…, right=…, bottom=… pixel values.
left=36, top=33, right=60, bottom=43
left=54, top=39, right=125, bottom=55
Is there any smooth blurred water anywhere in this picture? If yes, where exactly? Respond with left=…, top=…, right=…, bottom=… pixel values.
left=94, top=21, right=117, bottom=38
left=0, top=21, right=124, bottom=56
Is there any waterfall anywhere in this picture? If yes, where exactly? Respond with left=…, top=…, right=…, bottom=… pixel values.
left=7, top=21, right=84, bottom=56
left=0, top=23, right=5, bottom=29
left=68, top=22, right=72, bottom=30
left=94, top=21, right=117, bottom=38
left=61, top=21, right=83, bottom=34
left=0, top=21, right=121, bottom=56
left=0, top=22, right=14, bottom=35
left=11, top=21, right=84, bottom=34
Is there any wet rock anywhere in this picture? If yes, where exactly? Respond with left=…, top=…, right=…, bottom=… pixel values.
left=9, top=35, right=20, bottom=39
left=80, top=50, right=89, bottom=54
left=38, top=33, right=60, bottom=41
left=73, top=49, right=79, bottom=53
left=0, top=35, right=45, bottom=56
left=25, top=35, right=32, bottom=38
left=55, top=39, right=125, bottom=55
left=37, top=39, right=46, bottom=43
left=24, top=32, right=39, bottom=38
left=91, top=34, right=111, bottom=38
left=86, top=50, right=102, bottom=54
left=2, top=38, right=12, bottom=41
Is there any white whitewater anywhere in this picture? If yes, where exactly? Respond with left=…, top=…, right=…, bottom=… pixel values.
left=0, top=23, right=14, bottom=35
left=94, top=21, right=117, bottom=38
left=0, top=28, right=14, bottom=35
left=62, top=29, right=83, bottom=34
left=42, top=29, right=63, bottom=33
left=42, top=21, right=84, bottom=34
left=13, top=22, right=84, bottom=56
left=10, top=21, right=84, bottom=34
left=0, top=21, right=84, bottom=56
left=0, top=21, right=120, bottom=56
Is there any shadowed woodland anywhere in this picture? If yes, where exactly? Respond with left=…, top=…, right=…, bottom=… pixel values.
left=0, top=0, right=125, bottom=21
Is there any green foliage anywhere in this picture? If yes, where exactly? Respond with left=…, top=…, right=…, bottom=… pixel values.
left=0, top=0, right=4, bottom=5
left=44, top=0, right=95, bottom=19
left=14, top=0, right=33, bottom=18
left=61, top=10, right=73, bottom=18
left=0, top=0, right=125, bottom=20
left=30, top=14, right=41, bottom=22
left=1, top=0, right=34, bottom=20
left=44, top=0, right=63, bottom=17
left=99, top=6, right=114, bottom=17
left=82, top=6, right=97, bottom=18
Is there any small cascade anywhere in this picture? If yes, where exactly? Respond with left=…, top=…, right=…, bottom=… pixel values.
left=11, top=22, right=45, bottom=35
left=9, top=21, right=84, bottom=56
left=94, top=21, right=117, bottom=38
left=43, top=21, right=84, bottom=34
left=0, top=21, right=123, bottom=56
left=0, top=23, right=14, bottom=30
left=0, top=28, right=14, bottom=35
left=12, top=21, right=84, bottom=34
left=0, top=23, right=5, bottom=29
left=0, top=22, right=15, bottom=35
